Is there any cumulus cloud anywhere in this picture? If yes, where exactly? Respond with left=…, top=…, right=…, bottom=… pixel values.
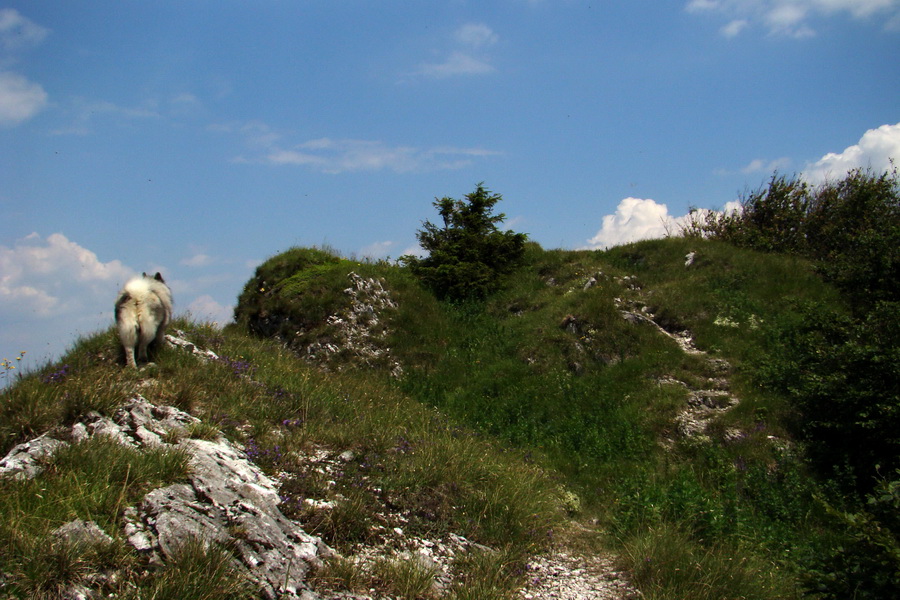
left=583, top=197, right=743, bottom=250
left=0, top=233, right=134, bottom=318
left=686, top=0, right=900, bottom=37
left=0, top=233, right=239, bottom=371
left=803, top=122, right=900, bottom=183
left=584, top=198, right=681, bottom=249
left=0, top=233, right=136, bottom=370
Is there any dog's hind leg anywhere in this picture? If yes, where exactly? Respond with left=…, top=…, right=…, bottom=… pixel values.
left=116, top=295, right=140, bottom=368
left=137, top=324, right=154, bottom=364
left=123, top=344, right=138, bottom=368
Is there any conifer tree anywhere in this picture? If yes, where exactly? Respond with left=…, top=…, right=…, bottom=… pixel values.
left=403, top=184, right=527, bottom=301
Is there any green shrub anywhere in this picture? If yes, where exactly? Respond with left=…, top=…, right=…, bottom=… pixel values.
left=805, top=471, right=900, bottom=599
left=401, top=184, right=528, bottom=301
left=804, top=168, right=900, bottom=310
left=694, top=174, right=811, bottom=253
left=694, top=167, right=900, bottom=310
left=757, top=301, right=900, bottom=493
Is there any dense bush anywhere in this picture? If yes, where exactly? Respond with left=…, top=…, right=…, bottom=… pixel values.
left=804, top=168, right=900, bottom=310
left=758, top=301, right=900, bottom=493
left=806, top=471, right=900, bottom=600
left=401, top=184, right=528, bottom=301
left=692, top=168, right=899, bottom=309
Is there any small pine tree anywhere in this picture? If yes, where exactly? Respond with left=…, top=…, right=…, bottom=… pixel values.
left=402, top=184, right=528, bottom=301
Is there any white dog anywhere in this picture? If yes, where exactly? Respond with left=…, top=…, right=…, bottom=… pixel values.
left=115, top=272, right=173, bottom=368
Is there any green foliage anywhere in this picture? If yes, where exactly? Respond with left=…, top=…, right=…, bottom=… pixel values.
left=694, top=167, right=900, bottom=310
left=9, top=229, right=892, bottom=599
left=233, top=246, right=348, bottom=340
left=693, top=167, right=900, bottom=598
left=134, top=539, right=254, bottom=600
left=805, top=471, right=900, bottom=599
left=804, top=168, right=900, bottom=309
left=1, top=316, right=566, bottom=597
left=757, top=300, right=900, bottom=493
left=622, top=522, right=794, bottom=600
left=690, top=174, right=811, bottom=253
left=402, top=184, right=528, bottom=301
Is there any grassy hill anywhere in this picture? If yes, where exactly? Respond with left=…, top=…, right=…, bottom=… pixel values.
left=1, top=235, right=895, bottom=599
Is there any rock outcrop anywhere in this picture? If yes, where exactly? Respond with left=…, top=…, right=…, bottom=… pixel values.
left=0, top=397, right=330, bottom=600
left=302, top=272, right=402, bottom=376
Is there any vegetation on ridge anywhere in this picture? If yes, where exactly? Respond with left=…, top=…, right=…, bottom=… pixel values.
left=400, top=183, right=528, bottom=301
left=2, top=172, right=898, bottom=599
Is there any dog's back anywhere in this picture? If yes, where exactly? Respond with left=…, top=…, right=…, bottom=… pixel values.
left=115, top=272, right=173, bottom=368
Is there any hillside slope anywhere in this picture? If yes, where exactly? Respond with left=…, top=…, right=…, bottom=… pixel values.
left=231, top=238, right=852, bottom=599
left=2, top=237, right=891, bottom=599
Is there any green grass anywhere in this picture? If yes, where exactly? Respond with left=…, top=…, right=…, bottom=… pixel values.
left=1, top=237, right=870, bottom=599
left=1, top=315, right=568, bottom=597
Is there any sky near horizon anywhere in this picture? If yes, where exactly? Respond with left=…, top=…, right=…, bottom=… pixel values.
left=1, top=1, right=899, bottom=376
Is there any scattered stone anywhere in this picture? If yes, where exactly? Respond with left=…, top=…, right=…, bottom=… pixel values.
left=614, top=272, right=741, bottom=443
left=303, top=272, right=402, bottom=376
left=0, top=433, right=68, bottom=479
left=165, top=331, right=220, bottom=362
left=53, top=519, right=114, bottom=549
left=0, top=396, right=331, bottom=600
left=519, top=552, right=640, bottom=600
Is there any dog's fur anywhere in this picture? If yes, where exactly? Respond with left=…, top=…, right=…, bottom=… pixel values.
left=115, top=272, right=173, bottom=368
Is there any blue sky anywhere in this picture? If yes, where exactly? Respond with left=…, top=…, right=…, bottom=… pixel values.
left=2, top=1, right=899, bottom=375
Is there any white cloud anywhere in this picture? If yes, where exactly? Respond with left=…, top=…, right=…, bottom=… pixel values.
left=185, top=294, right=232, bottom=325
left=740, top=156, right=792, bottom=174
left=0, top=71, right=47, bottom=126
left=687, top=0, right=721, bottom=10
left=218, top=119, right=501, bottom=173
left=415, top=23, right=498, bottom=79
left=359, top=241, right=397, bottom=259
left=0, top=233, right=137, bottom=370
left=721, top=19, right=750, bottom=36
left=51, top=98, right=161, bottom=135
left=0, top=233, right=134, bottom=318
left=585, top=123, right=900, bottom=251
left=417, top=51, right=496, bottom=78
left=803, top=122, right=900, bottom=183
left=0, top=11, right=48, bottom=127
left=0, top=8, right=49, bottom=50
left=584, top=198, right=681, bottom=249
left=181, top=253, right=214, bottom=268
left=584, top=198, right=745, bottom=250
left=686, top=0, right=900, bottom=36
left=456, top=23, right=499, bottom=48
left=765, top=3, right=812, bottom=35
left=264, top=138, right=501, bottom=174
